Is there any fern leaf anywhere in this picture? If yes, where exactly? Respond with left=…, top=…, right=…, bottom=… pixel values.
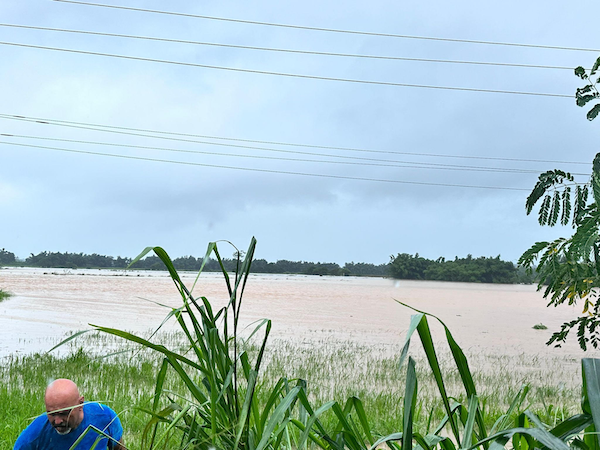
left=594, top=244, right=600, bottom=276
left=582, top=231, right=598, bottom=262
left=574, top=185, right=590, bottom=226
left=517, top=240, right=550, bottom=269
left=573, top=185, right=583, bottom=226
left=588, top=104, right=600, bottom=121
left=539, top=195, right=551, bottom=225
left=592, top=174, right=600, bottom=207
left=526, top=170, right=572, bottom=214
left=591, top=57, right=600, bottom=76
left=526, top=175, right=551, bottom=215
left=561, top=187, right=572, bottom=226
left=568, top=210, right=600, bottom=262
left=550, top=190, right=561, bottom=226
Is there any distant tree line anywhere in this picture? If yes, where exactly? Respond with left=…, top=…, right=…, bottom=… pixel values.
left=0, top=247, right=532, bottom=283
left=388, top=253, right=532, bottom=284
left=0, top=249, right=389, bottom=277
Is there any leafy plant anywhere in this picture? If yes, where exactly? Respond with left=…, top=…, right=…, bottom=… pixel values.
left=57, top=237, right=310, bottom=450
left=0, top=289, right=12, bottom=302
left=575, top=56, right=600, bottom=121
left=517, top=57, right=600, bottom=350
left=518, top=153, right=600, bottom=350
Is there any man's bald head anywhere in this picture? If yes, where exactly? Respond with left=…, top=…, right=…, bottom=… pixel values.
left=45, top=379, right=84, bottom=434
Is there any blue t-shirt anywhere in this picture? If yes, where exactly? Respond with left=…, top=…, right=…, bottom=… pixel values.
left=14, top=403, right=123, bottom=450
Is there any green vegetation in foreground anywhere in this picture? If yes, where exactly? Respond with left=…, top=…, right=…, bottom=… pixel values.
left=0, top=289, right=11, bottom=302
left=0, top=334, right=582, bottom=450
left=2, top=237, right=596, bottom=450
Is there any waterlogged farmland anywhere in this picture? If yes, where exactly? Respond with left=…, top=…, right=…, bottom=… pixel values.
left=0, top=267, right=597, bottom=448
left=0, top=267, right=590, bottom=356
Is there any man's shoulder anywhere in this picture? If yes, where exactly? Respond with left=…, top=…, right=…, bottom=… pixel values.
left=82, top=403, right=119, bottom=428
left=84, top=403, right=117, bottom=417
left=81, top=402, right=123, bottom=442
left=14, top=414, right=53, bottom=449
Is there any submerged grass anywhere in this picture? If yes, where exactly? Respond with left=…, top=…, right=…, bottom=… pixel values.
left=0, top=289, right=11, bottom=302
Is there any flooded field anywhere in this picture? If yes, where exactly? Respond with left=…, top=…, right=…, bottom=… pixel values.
left=1, top=266, right=594, bottom=361
left=2, top=266, right=599, bottom=427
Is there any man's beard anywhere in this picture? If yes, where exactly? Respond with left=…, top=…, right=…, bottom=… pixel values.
left=55, top=426, right=72, bottom=435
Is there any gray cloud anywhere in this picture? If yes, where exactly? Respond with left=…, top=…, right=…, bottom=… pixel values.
left=1, top=0, right=597, bottom=264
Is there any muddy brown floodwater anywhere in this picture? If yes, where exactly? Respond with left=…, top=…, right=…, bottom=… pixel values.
left=1, top=267, right=598, bottom=366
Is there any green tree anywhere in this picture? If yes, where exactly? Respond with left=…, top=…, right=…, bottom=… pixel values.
left=0, top=248, right=15, bottom=265
left=389, top=253, right=432, bottom=279
left=519, top=155, right=600, bottom=350
left=519, top=58, right=600, bottom=350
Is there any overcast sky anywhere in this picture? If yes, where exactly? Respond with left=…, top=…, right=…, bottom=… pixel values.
left=1, top=0, right=599, bottom=265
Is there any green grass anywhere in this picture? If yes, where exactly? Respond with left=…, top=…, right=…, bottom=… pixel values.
left=0, top=289, right=11, bottom=302
left=0, top=332, right=581, bottom=450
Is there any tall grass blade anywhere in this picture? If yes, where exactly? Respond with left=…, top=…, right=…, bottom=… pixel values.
left=471, top=427, right=571, bottom=450
left=259, top=378, right=287, bottom=434
left=89, top=326, right=204, bottom=372
left=491, top=385, right=529, bottom=434
left=151, top=405, right=192, bottom=449
left=399, top=313, right=425, bottom=369
left=189, top=241, right=218, bottom=295
left=396, top=301, right=489, bottom=447
left=140, top=404, right=181, bottom=450
left=582, top=359, right=600, bottom=450
left=48, top=329, right=94, bottom=353
left=461, top=395, right=479, bottom=449
left=297, top=400, right=337, bottom=449
left=368, top=432, right=403, bottom=450
left=234, top=369, right=258, bottom=450
left=295, top=388, right=331, bottom=438
left=414, top=315, right=461, bottom=444
left=512, top=413, right=533, bottom=450
left=403, top=357, right=418, bottom=450
left=255, top=386, right=301, bottom=450
left=549, top=414, right=593, bottom=440
left=351, top=397, right=374, bottom=446
left=67, top=424, right=125, bottom=450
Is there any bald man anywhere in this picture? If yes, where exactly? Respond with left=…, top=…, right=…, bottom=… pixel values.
left=14, top=379, right=124, bottom=450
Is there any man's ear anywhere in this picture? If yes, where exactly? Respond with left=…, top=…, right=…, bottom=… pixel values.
left=79, top=396, right=84, bottom=405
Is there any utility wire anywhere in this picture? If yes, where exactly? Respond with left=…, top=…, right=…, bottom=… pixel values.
left=0, top=114, right=589, bottom=166
left=4, top=133, right=579, bottom=175
left=0, top=140, right=531, bottom=191
left=53, top=0, right=600, bottom=53
left=0, top=23, right=577, bottom=71
left=0, top=41, right=574, bottom=98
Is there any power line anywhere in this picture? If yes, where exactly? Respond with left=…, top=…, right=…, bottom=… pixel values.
left=0, top=41, right=574, bottom=98
left=0, top=23, right=577, bottom=71
left=0, top=140, right=531, bottom=191
left=53, top=0, right=600, bottom=53
left=4, top=133, right=579, bottom=175
left=0, top=113, right=589, bottom=166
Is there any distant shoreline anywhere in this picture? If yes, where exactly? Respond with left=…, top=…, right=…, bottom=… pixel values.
left=0, top=248, right=533, bottom=284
